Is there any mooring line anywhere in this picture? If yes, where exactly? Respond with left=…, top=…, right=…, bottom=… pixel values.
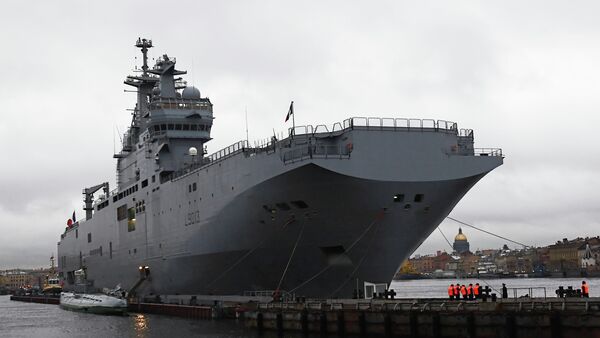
left=276, top=222, right=306, bottom=291
left=289, top=208, right=387, bottom=294
left=206, top=217, right=296, bottom=290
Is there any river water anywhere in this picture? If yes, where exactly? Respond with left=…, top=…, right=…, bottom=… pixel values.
left=1, top=278, right=598, bottom=337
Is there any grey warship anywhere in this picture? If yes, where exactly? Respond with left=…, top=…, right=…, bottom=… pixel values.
left=57, top=38, right=503, bottom=298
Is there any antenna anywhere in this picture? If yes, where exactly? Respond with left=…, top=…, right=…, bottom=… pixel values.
left=135, top=37, right=153, bottom=76
left=192, top=57, right=195, bottom=87
left=245, top=106, right=249, bottom=145
left=116, top=125, right=123, bottom=146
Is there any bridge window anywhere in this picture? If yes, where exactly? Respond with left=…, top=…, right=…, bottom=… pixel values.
left=142, top=179, right=148, bottom=188
left=175, top=124, right=182, bottom=131
left=183, top=124, right=190, bottom=131
left=191, top=124, right=197, bottom=131
left=193, top=183, right=197, bottom=191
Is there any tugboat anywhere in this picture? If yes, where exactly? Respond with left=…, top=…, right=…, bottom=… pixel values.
left=42, top=255, right=62, bottom=295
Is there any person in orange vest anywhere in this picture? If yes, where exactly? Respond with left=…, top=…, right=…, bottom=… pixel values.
left=467, top=283, right=473, bottom=300
left=474, top=283, right=481, bottom=299
left=460, top=284, right=467, bottom=299
left=454, top=283, right=460, bottom=298
left=448, top=284, right=455, bottom=300
left=582, top=281, right=590, bottom=298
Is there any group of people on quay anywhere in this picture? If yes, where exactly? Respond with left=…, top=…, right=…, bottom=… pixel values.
left=447, top=283, right=485, bottom=300
left=448, top=281, right=591, bottom=300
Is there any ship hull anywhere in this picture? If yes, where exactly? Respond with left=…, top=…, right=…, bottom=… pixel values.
left=73, top=163, right=487, bottom=298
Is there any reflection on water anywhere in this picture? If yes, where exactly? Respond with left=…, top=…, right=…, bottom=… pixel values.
left=134, top=314, right=149, bottom=337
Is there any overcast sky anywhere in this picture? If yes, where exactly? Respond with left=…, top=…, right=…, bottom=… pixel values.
left=1, top=1, right=599, bottom=268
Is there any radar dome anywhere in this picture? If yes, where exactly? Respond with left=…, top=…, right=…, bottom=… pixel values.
left=188, top=147, right=198, bottom=156
left=182, top=86, right=201, bottom=99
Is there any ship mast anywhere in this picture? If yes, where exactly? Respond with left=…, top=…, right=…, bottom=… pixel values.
left=135, top=38, right=152, bottom=76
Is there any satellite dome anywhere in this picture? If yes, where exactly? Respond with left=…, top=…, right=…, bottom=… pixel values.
left=188, top=147, right=198, bottom=156
left=182, top=86, right=201, bottom=99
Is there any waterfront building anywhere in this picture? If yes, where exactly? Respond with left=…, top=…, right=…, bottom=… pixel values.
left=408, top=251, right=454, bottom=274
left=453, top=228, right=470, bottom=254
left=547, top=238, right=585, bottom=273
left=3, top=270, right=33, bottom=289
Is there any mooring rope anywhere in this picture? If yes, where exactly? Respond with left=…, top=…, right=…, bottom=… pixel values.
left=327, top=216, right=384, bottom=298
left=289, top=208, right=387, bottom=294
left=446, top=216, right=530, bottom=248
left=205, top=217, right=297, bottom=290
left=275, top=222, right=306, bottom=291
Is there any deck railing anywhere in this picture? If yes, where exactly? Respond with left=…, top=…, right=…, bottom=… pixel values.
left=290, top=117, right=458, bottom=137
left=474, top=148, right=503, bottom=157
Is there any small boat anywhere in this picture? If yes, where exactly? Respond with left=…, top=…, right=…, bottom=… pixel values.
left=42, top=277, right=62, bottom=295
left=60, top=292, right=127, bottom=315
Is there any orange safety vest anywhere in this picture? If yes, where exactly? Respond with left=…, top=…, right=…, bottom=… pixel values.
left=448, top=286, right=454, bottom=296
left=474, top=285, right=480, bottom=296
left=460, top=286, right=467, bottom=296
left=467, top=285, right=473, bottom=295
left=582, top=284, right=589, bottom=294
left=454, top=285, right=460, bottom=295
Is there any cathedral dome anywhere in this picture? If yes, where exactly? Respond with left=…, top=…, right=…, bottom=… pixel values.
left=454, top=228, right=467, bottom=241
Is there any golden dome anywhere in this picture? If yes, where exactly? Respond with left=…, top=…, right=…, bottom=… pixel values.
left=454, top=228, right=467, bottom=241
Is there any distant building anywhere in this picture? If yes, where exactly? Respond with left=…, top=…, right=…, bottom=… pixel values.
left=2, top=270, right=33, bottom=289
left=453, top=228, right=470, bottom=254
left=547, top=238, right=585, bottom=273
left=406, top=251, right=453, bottom=274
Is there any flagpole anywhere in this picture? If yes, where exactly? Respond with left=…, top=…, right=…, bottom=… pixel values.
left=291, top=101, right=295, bottom=135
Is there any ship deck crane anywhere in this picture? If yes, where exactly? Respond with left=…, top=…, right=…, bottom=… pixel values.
left=83, top=182, right=109, bottom=220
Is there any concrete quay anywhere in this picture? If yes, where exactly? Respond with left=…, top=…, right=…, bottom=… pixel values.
left=244, top=298, right=600, bottom=338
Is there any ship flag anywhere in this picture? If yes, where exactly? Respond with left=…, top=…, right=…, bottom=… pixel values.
left=285, top=101, right=294, bottom=122
left=72, top=210, right=76, bottom=223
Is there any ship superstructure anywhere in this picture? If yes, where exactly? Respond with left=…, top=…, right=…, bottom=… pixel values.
left=57, top=38, right=503, bottom=298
